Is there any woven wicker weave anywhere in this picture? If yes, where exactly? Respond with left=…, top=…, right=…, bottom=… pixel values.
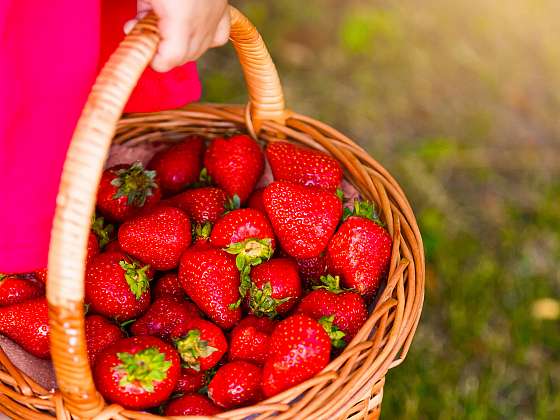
left=0, top=7, right=424, bottom=419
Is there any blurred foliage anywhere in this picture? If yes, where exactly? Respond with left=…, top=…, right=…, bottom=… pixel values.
left=199, top=0, right=560, bottom=418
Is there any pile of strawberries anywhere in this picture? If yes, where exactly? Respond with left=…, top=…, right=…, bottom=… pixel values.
left=0, top=134, right=392, bottom=415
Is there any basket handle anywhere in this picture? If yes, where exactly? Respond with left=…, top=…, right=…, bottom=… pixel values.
left=47, top=7, right=285, bottom=416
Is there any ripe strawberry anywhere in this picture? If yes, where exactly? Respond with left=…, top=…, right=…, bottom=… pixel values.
left=164, top=393, right=221, bottom=416
left=295, top=275, right=368, bottom=346
left=172, top=318, right=227, bottom=372
left=229, top=315, right=276, bottom=365
left=327, top=201, right=392, bottom=298
left=179, top=248, right=241, bottom=329
left=266, top=142, right=343, bottom=192
left=96, top=162, right=161, bottom=222
left=174, top=368, right=205, bottom=394
left=85, top=252, right=152, bottom=321
left=130, top=297, right=200, bottom=341
left=104, top=240, right=123, bottom=253
left=0, top=274, right=44, bottom=307
left=93, top=336, right=180, bottom=410
left=147, top=136, right=205, bottom=195
left=247, top=258, right=302, bottom=317
left=296, top=255, right=328, bottom=289
left=85, top=315, right=124, bottom=366
left=247, top=188, right=267, bottom=214
left=0, top=298, right=50, bottom=358
left=208, top=361, right=263, bottom=409
left=204, top=134, right=264, bottom=204
left=153, top=273, right=186, bottom=301
left=33, top=268, right=48, bottom=284
left=119, top=206, right=191, bottom=270
left=166, top=187, right=227, bottom=224
left=262, top=314, right=331, bottom=397
left=263, top=181, right=342, bottom=259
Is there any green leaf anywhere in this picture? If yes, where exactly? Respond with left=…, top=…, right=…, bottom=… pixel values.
left=319, top=315, right=347, bottom=348
left=111, top=161, right=158, bottom=207
left=119, top=260, right=151, bottom=299
left=91, top=214, right=115, bottom=248
left=174, top=329, right=218, bottom=371
left=114, top=347, right=172, bottom=393
left=249, top=282, right=291, bottom=318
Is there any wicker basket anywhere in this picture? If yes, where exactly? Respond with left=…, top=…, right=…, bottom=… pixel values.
left=0, top=6, right=424, bottom=419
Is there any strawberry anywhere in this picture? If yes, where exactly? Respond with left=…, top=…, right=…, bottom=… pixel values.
left=296, top=255, right=328, bottom=289
left=229, top=315, right=276, bottom=365
left=85, top=252, right=152, bottom=321
left=166, top=187, right=227, bottom=224
left=147, top=136, right=205, bottom=195
left=85, top=315, right=125, bottom=366
left=262, top=314, right=331, bottom=397
left=266, top=141, right=343, bottom=192
left=118, top=206, right=191, bottom=270
left=0, top=274, right=44, bottom=307
left=153, top=273, right=186, bottom=301
left=179, top=248, right=241, bottom=329
left=0, top=298, right=50, bottom=358
left=33, top=268, right=48, bottom=284
left=326, top=201, right=392, bottom=298
left=174, top=368, right=205, bottom=394
left=295, top=275, right=368, bottom=346
left=104, top=240, right=123, bottom=253
left=172, top=318, right=227, bottom=372
left=93, top=336, right=180, bottom=410
left=263, top=181, right=342, bottom=259
left=210, top=208, right=276, bottom=251
left=130, top=297, right=200, bottom=341
left=208, top=361, right=263, bottom=409
left=246, top=258, right=302, bottom=317
left=96, top=162, right=161, bottom=223
left=204, top=134, right=264, bottom=204
left=164, top=393, right=222, bottom=416
left=247, top=188, right=267, bottom=214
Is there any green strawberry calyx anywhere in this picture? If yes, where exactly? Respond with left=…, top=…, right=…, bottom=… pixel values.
left=0, top=273, right=6, bottom=283
left=225, top=238, right=274, bottom=307
left=318, top=315, right=346, bottom=349
left=193, top=222, right=212, bottom=241
left=225, top=194, right=241, bottom=212
left=114, top=347, right=172, bottom=393
left=313, top=275, right=353, bottom=294
left=111, top=161, right=158, bottom=207
left=342, top=199, right=383, bottom=226
left=119, top=260, right=151, bottom=300
left=189, top=167, right=212, bottom=188
left=91, top=214, right=115, bottom=248
left=174, top=329, right=218, bottom=372
left=248, top=282, right=291, bottom=318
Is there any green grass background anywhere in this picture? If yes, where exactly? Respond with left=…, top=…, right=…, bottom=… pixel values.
left=199, top=1, right=560, bottom=418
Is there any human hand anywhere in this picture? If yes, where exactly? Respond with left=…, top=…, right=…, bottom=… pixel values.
left=125, top=0, right=230, bottom=73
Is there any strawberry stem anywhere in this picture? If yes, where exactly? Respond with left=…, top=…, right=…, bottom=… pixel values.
left=343, top=199, right=383, bottom=225
left=248, top=282, right=291, bottom=318
left=111, top=161, right=158, bottom=207
left=193, top=222, right=212, bottom=241
left=119, top=260, right=151, bottom=300
left=174, top=329, right=218, bottom=372
left=91, top=214, right=115, bottom=248
left=318, top=315, right=346, bottom=349
left=313, top=275, right=353, bottom=294
left=115, top=347, right=172, bottom=392
left=225, top=194, right=241, bottom=212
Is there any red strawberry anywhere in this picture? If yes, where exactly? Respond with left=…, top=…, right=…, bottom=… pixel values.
left=262, top=314, right=331, bottom=397
left=247, top=258, right=302, bottom=317
left=327, top=201, right=392, bottom=298
left=263, top=181, right=342, bottom=259
left=167, top=187, right=227, bottom=224
left=33, top=268, right=48, bottom=284
left=147, top=136, right=205, bottom=195
left=296, top=255, right=328, bottom=289
left=0, top=274, right=44, bottom=307
left=93, top=336, right=180, bottom=410
left=164, top=393, right=221, bottom=416
left=104, top=240, right=123, bottom=253
left=266, top=142, right=343, bottom=192
left=0, top=298, right=50, bottom=358
left=85, top=315, right=124, bottom=366
left=85, top=252, right=152, bottom=321
left=247, top=188, right=267, bottom=214
left=295, top=275, right=368, bottom=346
left=153, top=273, right=186, bottom=301
left=204, top=134, right=264, bottom=204
left=96, top=162, right=161, bottom=222
left=208, top=361, right=263, bottom=409
left=130, top=297, right=200, bottom=341
left=174, top=368, right=205, bottom=394
left=172, top=318, right=227, bottom=372
left=179, top=248, right=241, bottom=329
left=229, top=315, right=276, bottom=365
left=119, top=206, right=191, bottom=270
